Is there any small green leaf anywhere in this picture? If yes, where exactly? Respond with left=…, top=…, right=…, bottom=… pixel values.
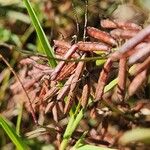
left=0, top=115, right=28, bottom=150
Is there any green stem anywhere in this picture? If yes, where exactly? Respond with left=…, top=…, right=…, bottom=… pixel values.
left=16, top=103, right=23, bottom=136
left=60, top=109, right=84, bottom=150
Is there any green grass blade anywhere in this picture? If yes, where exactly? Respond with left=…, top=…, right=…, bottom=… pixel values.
left=16, top=103, right=23, bottom=136
left=23, top=0, right=57, bottom=68
left=0, top=115, right=28, bottom=150
left=104, top=78, right=118, bottom=93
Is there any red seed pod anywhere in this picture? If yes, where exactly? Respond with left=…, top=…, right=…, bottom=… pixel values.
left=128, top=69, right=148, bottom=97
left=87, top=27, right=117, bottom=46
left=101, top=19, right=142, bottom=30
left=56, top=62, right=76, bottom=81
left=110, top=29, right=137, bottom=39
left=95, top=58, right=113, bottom=101
left=77, top=41, right=110, bottom=52
left=55, top=47, right=80, bottom=58
left=116, top=58, right=127, bottom=102
left=53, top=40, right=71, bottom=49
left=57, top=74, right=74, bottom=100
left=132, top=56, right=150, bottom=76
left=51, top=44, right=78, bottom=80
left=128, top=43, right=150, bottom=64
left=110, top=24, right=150, bottom=61
left=80, top=82, right=90, bottom=107
left=64, top=54, right=86, bottom=114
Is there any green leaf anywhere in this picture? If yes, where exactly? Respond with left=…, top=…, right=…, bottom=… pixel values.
left=75, top=144, right=117, bottom=150
left=119, top=128, right=150, bottom=145
left=0, top=115, right=28, bottom=150
left=104, top=78, right=118, bottom=93
left=96, top=59, right=106, bottom=66
left=23, top=0, right=57, bottom=68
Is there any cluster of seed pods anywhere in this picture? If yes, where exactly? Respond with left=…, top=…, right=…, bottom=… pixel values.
left=10, top=19, right=150, bottom=124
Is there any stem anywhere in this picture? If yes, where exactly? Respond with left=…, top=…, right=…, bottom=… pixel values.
left=60, top=108, right=84, bottom=150
left=16, top=103, right=23, bottom=136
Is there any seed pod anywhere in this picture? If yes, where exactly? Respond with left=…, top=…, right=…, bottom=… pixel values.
left=64, top=54, right=86, bottom=114
left=110, top=29, right=137, bottom=39
left=80, top=81, right=90, bottom=107
left=55, top=47, right=80, bottom=58
left=111, top=24, right=150, bottom=60
left=43, top=86, right=59, bottom=102
left=116, top=58, right=127, bottom=102
left=95, top=58, right=113, bottom=101
left=56, top=62, right=76, bottom=81
left=53, top=40, right=71, bottom=49
left=128, top=43, right=150, bottom=64
left=77, top=41, right=110, bottom=52
left=128, top=69, right=148, bottom=97
left=52, top=105, right=58, bottom=122
left=51, top=44, right=78, bottom=80
left=101, top=19, right=142, bottom=30
left=132, top=56, right=150, bottom=76
left=57, top=74, right=74, bottom=100
left=87, top=27, right=117, bottom=46
left=45, top=101, right=55, bottom=114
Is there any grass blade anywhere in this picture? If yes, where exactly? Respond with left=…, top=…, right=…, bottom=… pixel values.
left=16, top=103, right=23, bottom=136
left=0, top=115, right=28, bottom=150
left=23, top=0, right=57, bottom=68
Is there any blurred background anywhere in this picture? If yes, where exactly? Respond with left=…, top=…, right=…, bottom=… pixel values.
left=0, top=0, right=150, bottom=149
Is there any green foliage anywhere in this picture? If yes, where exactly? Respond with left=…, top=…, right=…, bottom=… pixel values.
left=0, top=115, right=28, bottom=150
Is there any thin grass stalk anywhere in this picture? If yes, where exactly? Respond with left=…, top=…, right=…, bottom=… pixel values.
left=0, top=54, right=37, bottom=124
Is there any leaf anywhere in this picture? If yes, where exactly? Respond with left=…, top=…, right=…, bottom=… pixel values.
left=75, top=144, right=117, bottom=150
left=119, top=128, right=150, bottom=145
left=23, top=0, right=57, bottom=68
left=0, top=115, right=28, bottom=150
left=104, top=78, right=118, bottom=93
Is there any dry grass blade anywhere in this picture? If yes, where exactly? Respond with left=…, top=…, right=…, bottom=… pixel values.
left=77, top=41, right=110, bottom=51
left=111, top=24, right=150, bottom=60
left=128, top=69, right=148, bottom=97
left=64, top=54, right=86, bottom=114
left=87, top=27, right=117, bottom=46
left=95, top=58, right=113, bottom=101
left=101, top=19, right=142, bottom=30
left=51, top=44, right=78, bottom=80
